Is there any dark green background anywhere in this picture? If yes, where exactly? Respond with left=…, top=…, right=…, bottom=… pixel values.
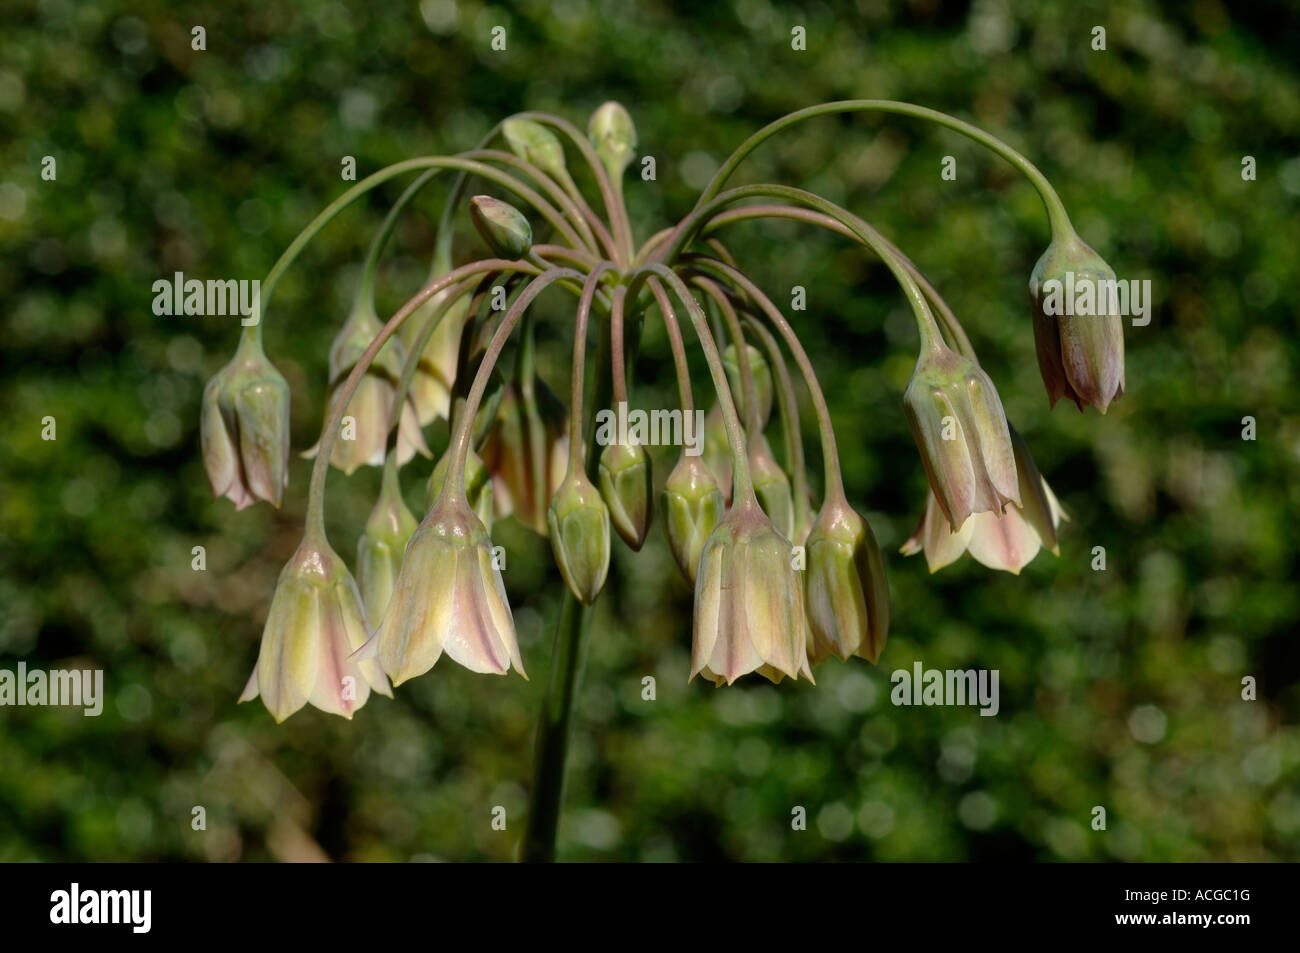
left=2, top=0, right=1297, bottom=861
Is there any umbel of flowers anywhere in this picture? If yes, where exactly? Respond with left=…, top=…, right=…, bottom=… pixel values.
left=201, top=100, right=1122, bottom=853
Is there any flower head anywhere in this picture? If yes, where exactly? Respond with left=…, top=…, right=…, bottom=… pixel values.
left=1030, top=233, right=1126, bottom=413
left=902, top=426, right=1067, bottom=574
left=201, top=343, right=290, bottom=509
left=547, top=470, right=611, bottom=605
left=364, top=496, right=524, bottom=686
left=598, top=440, right=653, bottom=551
left=305, top=303, right=430, bottom=474
left=239, top=537, right=392, bottom=722
left=692, top=499, right=812, bottom=685
left=804, top=499, right=890, bottom=665
left=903, top=341, right=1019, bottom=529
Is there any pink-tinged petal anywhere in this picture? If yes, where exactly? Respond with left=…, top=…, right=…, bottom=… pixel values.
left=966, top=507, right=1042, bottom=575
left=920, top=494, right=974, bottom=574
left=238, top=665, right=260, bottom=702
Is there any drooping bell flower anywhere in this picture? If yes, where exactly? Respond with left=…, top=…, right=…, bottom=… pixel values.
left=360, top=495, right=524, bottom=686
left=901, top=426, right=1067, bottom=574
left=547, top=470, right=612, bottom=605
left=356, top=467, right=418, bottom=625
left=662, top=454, right=725, bottom=584
left=201, top=341, right=290, bottom=509
left=692, top=496, right=812, bottom=685
left=598, top=440, right=653, bottom=550
left=305, top=302, right=430, bottom=474
left=239, top=536, right=392, bottom=722
left=804, top=498, right=890, bottom=665
left=903, top=340, right=1019, bottom=529
left=1029, top=231, right=1125, bottom=413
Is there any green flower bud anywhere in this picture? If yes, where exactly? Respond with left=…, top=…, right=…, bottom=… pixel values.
left=723, top=343, right=773, bottom=431
left=356, top=473, right=419, bottom=625
left=469, top=195, right=533, bottom=259
left=805, top=500, right=889, bottom=666
left=903, top=341, right=1019, bottom=530
left=587, top=101, right=637, bottom=178
left=201, top=343, right=290, bottom=509
left=502, top=117, right=568, bottom=180
left=1029, top=232, right=1125, bottom=413
left=597, top=440, right=653, bottom=551
left=749, top=433, right=795, bottom=540
left=662, top=454, right=725, bottom=584
left=692, top=499, right=812, bottom=685
left=547, top=471, right=611, bottom=605
left=427, top=446, right=494, bottom=531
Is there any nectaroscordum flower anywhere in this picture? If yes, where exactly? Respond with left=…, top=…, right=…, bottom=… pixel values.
left=804, top=498, right=890, bottom=665
left=201, top=342, right=290, bottom=509
left=547, top=470, right=612, bottom=605
left=903, top=339, right=1019, bottom=529
left=901, top=426, right=1067, bottom=574
left=356, top=466, right=418, bottom=625
left=305, top=302, right=429, bottom=474
left=1030, top=231, right=1125, bottom=413
left=692, top=496, right=812, bottom=685
left=598, top=440, right=653, bottom=551
left=239, top=537, right=392, bottom=722
left=363, top=495, right=525, bottom=686
left=662, top=453, right=725, bottom=584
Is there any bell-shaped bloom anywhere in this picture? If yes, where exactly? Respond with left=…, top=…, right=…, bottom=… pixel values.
left=305, top=303, right=430, bottom=474
left=480, top=380, right=568, bottom=536
left=692, top=498, right=812, bottom=686
left=201, top=343, right=290, bottom=509
left=547, top=470, right=611, bottom=605
left=901, top=427, right=1067, bottom=574
left=598, top=440, right=653, bottom=551
left=804, top=500, right=890, bottom=665
left=428, top=445, right=495, bottom=532
left=903, top=341, right=1019, bottom=530
left=749, top=433, right=794, bottom=540
left=1030, top=233, right=1126, bottom=413
left=722, top=342, right=773, bottom=432
left=356, top=471, right=418, bottom=624
left=238, top=537, right=392, bottom=722
left=662, top=454, right=725, bottom=584
left=360, top=496, right=525, bottom=686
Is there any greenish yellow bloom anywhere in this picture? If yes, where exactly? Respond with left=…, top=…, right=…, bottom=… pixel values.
left=804, top=500, right=889, bottom=665
left=662, top=454, right=725, bottom=584
left=547, top=471, right=611, bottom=605
left=598, top=440, right=653, bottom=550
left=201, top=344, right=290, bottom=509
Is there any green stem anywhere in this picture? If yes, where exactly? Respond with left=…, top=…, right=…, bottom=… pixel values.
left=696, top=100, right=1073, bottom=238
left=522, top=307, right=613, bottom=863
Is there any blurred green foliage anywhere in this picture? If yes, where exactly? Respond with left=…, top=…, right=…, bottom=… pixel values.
left=2, top=0, right=1298, bottom=861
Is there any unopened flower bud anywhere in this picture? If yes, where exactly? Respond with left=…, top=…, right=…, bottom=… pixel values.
left=804, top=500, right=889, bottom=665
left=749, top=434, right=795, bottom=540
left=723, top=343, right=773, bottom=431
left=502, top=117, right=568, bottom=180
left=662, top=454, right=725, bottom=584
left=547, top=471, right=611, bottom=605
left=201, top=343, right=290, bottom=509
left=469, top=195, right=533, bottom=259
left=587, top=101, right=637, bottom=178
left=356, top=474, right=418, bottom=624
left=427, top=446, right=494, bottom=531
left=692, top=499, right=812, bottom=685
left=598, top=441, right=653, bottom=550
left=903, top=341, right=1019, bottom=529
left=361, top=496, right=524, bottom=685
left=1029, top=232, right=1125, bottom=413
left=239, top=537, right=392, bottom=722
